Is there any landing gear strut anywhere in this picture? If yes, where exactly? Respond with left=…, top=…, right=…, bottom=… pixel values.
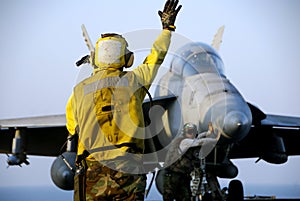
left=190, top=158, right=244, bottom=201
left=190, top=158, right=225, bottom=201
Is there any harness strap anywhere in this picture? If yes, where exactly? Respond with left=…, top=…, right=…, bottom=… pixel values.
left=75, top=143, right=143, bottom=165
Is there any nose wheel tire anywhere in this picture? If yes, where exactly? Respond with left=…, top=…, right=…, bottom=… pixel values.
left=227, top=179, right=244, bottom=201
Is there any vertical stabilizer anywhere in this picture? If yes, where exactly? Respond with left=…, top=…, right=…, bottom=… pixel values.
left=211, top=25, right=225, bottom=51
left=81, top=24, right=95, bottom=67
left=81, top=24, right=94, bottom=52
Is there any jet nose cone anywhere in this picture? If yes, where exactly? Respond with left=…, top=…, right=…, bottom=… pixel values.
left=223, top=111, right=251, bottom=141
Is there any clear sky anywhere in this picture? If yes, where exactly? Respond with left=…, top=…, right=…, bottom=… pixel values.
left=0, top=0, right=300, bottom=199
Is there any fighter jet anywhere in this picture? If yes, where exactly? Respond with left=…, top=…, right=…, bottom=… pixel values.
left=139, top=26, right=300, bottom=200
left=1, top=26, right=300, bottom=200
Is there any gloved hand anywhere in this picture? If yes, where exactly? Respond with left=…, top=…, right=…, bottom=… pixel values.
left=196, top=122, right=214, bottom=139
left=158, top=0, right=182, bottom=31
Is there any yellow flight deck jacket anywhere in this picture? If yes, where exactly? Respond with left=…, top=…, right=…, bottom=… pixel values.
left=66, top=30, right=171, bottom=163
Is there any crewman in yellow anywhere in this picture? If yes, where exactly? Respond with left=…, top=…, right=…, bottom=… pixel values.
left=66, top=0, right=182, bottom=200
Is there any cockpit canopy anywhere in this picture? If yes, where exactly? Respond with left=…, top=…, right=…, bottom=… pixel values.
left=170, top=42, right=224, bottom=77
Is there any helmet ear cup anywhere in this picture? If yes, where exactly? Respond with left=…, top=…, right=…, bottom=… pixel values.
left=124, top=49, right=134, bottom=67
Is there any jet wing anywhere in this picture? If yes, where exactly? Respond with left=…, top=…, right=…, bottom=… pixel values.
left=261, top=114, right=300, bottom=128
left=0, top=114, right=68, bottom=156
left=0, top=114, right=66, bottom=128
left=142, top=95, right=177, bottom=116
left=229, top=104, right=300, bottom=160
left=0, top=95, right=177, bottom=157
